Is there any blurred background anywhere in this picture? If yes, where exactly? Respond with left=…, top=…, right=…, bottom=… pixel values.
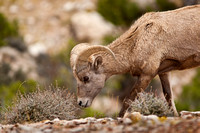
left=0, top=0, right=200, bottom=117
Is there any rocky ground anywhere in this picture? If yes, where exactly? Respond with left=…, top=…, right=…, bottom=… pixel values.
left=1, top=111, right=200, bottom=133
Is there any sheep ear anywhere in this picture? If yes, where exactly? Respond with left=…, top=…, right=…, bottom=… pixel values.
left=93, top=56, right=102, bottom=70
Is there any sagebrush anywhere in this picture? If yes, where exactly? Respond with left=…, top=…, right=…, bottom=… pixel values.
left=0, top=87, right=80, bottom=124
left=128, top=91, right=174, bottom=117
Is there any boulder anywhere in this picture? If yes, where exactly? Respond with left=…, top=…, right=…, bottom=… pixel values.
left=70, top=11, right=114, bottom=43
left=0, top=46, right=38, bottom=80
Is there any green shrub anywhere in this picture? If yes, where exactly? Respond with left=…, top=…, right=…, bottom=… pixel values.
left=176, top=68, right=200, bottom=111
left=128, top=91, right=174, bottom=117
left=0, top=87, right=80, bottom=124
left=156, top=0, right=177, bottom=11
left=0, top=13, right=19, bottom=47
left=97, top=0, right=178, bottom=27
left=97, top=0, right=142, bottom=26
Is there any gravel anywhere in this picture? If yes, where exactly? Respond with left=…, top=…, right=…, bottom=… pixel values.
left=1, top=111, right=200, bottom=133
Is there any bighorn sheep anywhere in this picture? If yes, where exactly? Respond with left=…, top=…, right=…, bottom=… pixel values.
left=70, top=5, right=200, bottom=117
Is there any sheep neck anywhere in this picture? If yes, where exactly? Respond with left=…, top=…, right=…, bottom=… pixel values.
left=102, top=43, right=132, bottom=76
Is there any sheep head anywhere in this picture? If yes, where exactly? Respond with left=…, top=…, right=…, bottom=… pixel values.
left=70, top=43, right=115, bottom=107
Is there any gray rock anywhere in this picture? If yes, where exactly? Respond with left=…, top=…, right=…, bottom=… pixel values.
left=123, top=118, right=132, bottom=125
left=180, top=111, right=200, bottom=118
left=63, top=0, right=95, bottom=12
left=69, top=127, right=84, bottom=133
left=0, top=46, right=39, bottom=80
left=70, top=11, right=114, bottom=43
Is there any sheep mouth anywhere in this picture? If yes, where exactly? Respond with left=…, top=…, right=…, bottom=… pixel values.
left=84, top=100, right=89, bottom=108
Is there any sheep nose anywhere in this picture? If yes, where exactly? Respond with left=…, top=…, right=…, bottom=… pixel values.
left=78, top=100, right=82, bottom=106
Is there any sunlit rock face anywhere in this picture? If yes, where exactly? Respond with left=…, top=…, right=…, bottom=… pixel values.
left=70, top=11, right=115, bottom=43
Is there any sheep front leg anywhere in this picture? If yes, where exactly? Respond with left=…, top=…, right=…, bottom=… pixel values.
left=119, top=75, right=153, bottom=117
left=159, top=73, right=178, bottom=116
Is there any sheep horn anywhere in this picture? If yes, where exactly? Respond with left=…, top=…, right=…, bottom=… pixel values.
left=73, top=44, right=115, bottom=73
left=70, top=43, right=91, bottom=71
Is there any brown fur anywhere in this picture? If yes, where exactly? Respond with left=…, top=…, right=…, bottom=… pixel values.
left=71, top=5, right=200, bottom=117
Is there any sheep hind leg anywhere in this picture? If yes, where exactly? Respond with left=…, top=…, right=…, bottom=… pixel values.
left=159, top=73, right=178, bottom=116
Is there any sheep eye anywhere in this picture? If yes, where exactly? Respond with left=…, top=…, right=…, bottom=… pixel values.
left=83, top=76, right=89, bottom=83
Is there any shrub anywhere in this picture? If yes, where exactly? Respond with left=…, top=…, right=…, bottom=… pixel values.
left=97, top=0, right=178, bottom=27
left=97, top=0, right=142, bottom=26
left=0, top=87, right=80, bottom=124
left=128, top=91, right=174, bottom=117
left=0, top=13, right=19, bottom=47
left=156, top=0, right=177, bottom=11
left=0, top=80, right=37, bottom=109
left=176, top=68, right=200, bottom=111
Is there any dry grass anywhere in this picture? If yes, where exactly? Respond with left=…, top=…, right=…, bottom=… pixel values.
left=0, top=87, right=80, bottom=124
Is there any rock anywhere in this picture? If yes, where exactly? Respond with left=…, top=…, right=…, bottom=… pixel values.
left=180, top=111, right=200, bottom=119
left=63, top=0, right=95, bottom=12
left=124, top=112, right=142, bottom=124
left=124, top=112, right=167, bottom=125
left=9, top=5, right=19, bottom=14
left=125, top=126, right=134, bottom=132
left=73, top=119, right=88, bottom=125
left=113, top=125, right=124, bottom=131
left=23, top=1, right=35, bottom=11
left=123, top=118, right=132, bottom=125
left=96, top=118, right=106, bottom=123
left=24, top=34, right=34, bottom=44
left=70, top=11, right=114, bottom=43
left=142, top=115, right=160, bottom=125
left=105, top=117, right=114, bottom=121
left=130, top=0, right=156, bottom=9
left=5, top=37, right=27, bottom=52
left=70, top=127, right=84, bottom=133
left=85, top=117, right=96, bottom=122
left=42, top=128, right=52, bottom=133
left=28, top=42, right=47, bottom=57
left=18, top=125, right=35, bottom=131
left=52, top=118, right=60, bottom=122
left=117, top=117, right=123, bottom=124
left=44, top=120, right=53, bottom=125
left=65, top=121, right=77, bottom=128
left=27, top=16, right=36, bottom=25
left=137, top=127, right=148, bottom=132
left=0, top=46, right=38, bottom=80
